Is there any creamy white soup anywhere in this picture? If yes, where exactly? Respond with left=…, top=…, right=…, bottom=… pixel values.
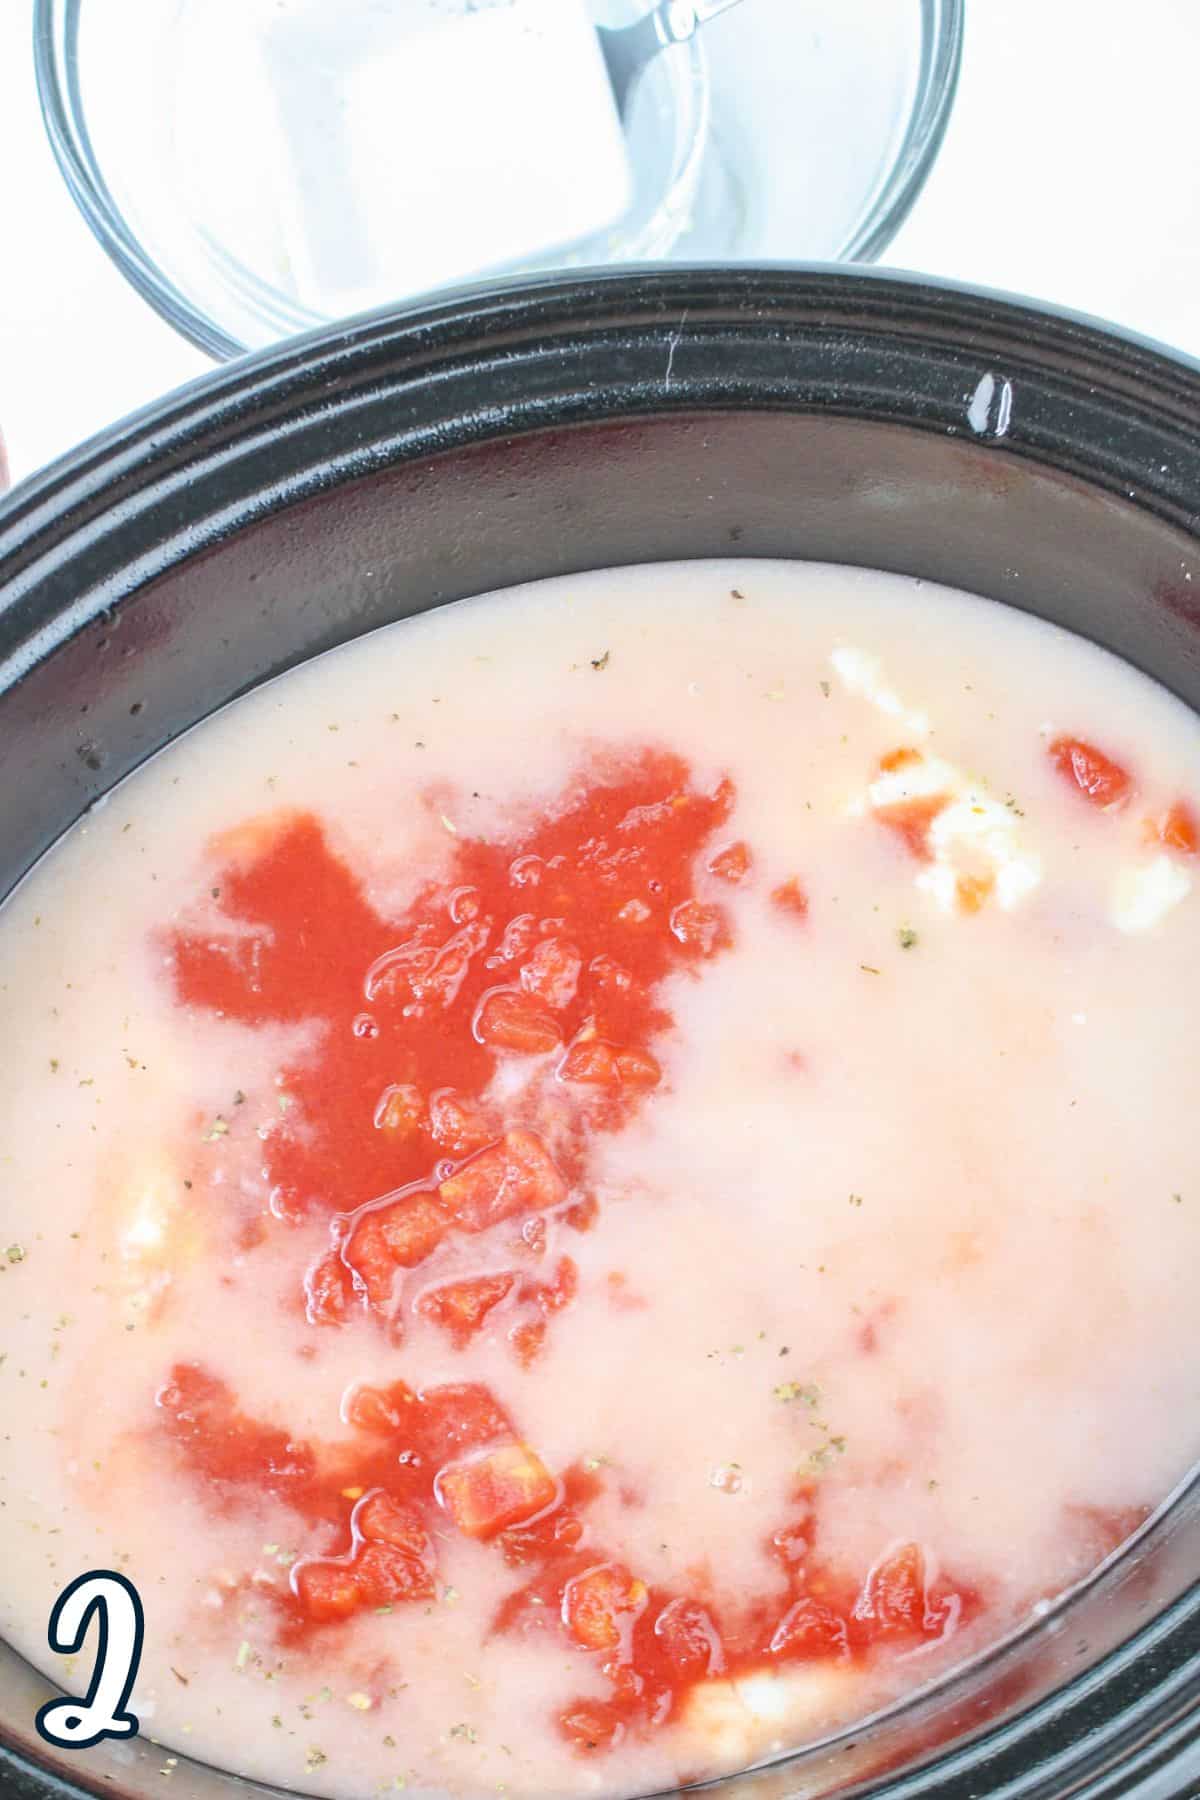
left=0, top=561, right=1198, bottom=1800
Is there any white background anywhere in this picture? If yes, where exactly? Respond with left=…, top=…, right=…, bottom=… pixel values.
left=3, top=0, right=1200, bottom=488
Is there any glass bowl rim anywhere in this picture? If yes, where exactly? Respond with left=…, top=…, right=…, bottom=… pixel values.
left=31, top=0, right=965, bottom=362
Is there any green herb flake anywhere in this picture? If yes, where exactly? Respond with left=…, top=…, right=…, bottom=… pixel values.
left=774, top=1380, right=820, bottom=1407
left=897, top=926, right=919, bottom=950
left=203, top=1117, right=229, bottom=1142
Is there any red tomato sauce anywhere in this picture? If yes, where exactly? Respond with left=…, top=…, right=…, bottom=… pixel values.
left=157, top=743, right=1106, bottom=1756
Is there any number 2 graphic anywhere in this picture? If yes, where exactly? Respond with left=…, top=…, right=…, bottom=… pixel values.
left=35, top=1571, right=144, bottom=1750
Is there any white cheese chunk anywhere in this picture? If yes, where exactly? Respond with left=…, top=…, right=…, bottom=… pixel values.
left=830, top=647, right=930, bottom=736
left=1111, top=854, right=1193, bottom=933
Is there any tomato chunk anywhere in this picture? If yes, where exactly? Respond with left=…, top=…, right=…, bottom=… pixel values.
left=418, top=1383, right=514, bottom=1462
left=428, top=1088, right=494, bottom=1156
left=669, top=899, right=732, bottom=956
left=354, top=1491, right=432, bottom=1558
left=472, top=987, right=562, bottom=1054
left=769, top=1595, right=849, bottom=1659
left=956, top=873, right=994, bottom=914
left=653, top=1598, right=723, bottom=1676
left=560, top=1700, right=626, bottom=1753
left=342, top=1381, right=418, bottom=1435
left=439, top=1130, right=565, bottom=1232
left=853, top=1543, right=928, bottom=1637
left=520, top=937, right=582, bottom=1009
left=373, top=1083, right=425, bottom=1138
left=355, top=1540, right=436, bottom=1607
left=1048, top=736, right=1133, bottom=810
left=417, top=1272, right=517, bottom=1346
left=558, top=1033, right=661, bottom=1091
left=562, top=1563, right=648, bottom=1651
left=771, top=877, right=809, bottom=920
left=875, top=795, right=946, bottom=860
left=304, top=1249, right=353, bottom=1326
left=344, top=1191, right=448, bottom=1304
left=708, top=841, right=752, bottom=885
left=293, top=1557, right=361, bottom=1623
left=436, top=1442, right=558, bottom=1539
left=1157, top=800, right=1199, bottom=855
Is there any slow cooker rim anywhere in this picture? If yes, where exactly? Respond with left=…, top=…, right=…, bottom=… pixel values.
left=0, top=263, right=1199, bottom=1800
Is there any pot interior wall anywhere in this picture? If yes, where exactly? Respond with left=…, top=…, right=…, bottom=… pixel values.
left=3, top=410, right=1200, bottom=896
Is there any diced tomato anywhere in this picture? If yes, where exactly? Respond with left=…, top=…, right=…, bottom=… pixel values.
left=558, top=1033, right=662, bottom=1091
left=486, top=912, right=540, bottom=968
left=587, top=953, right=633, bottom=994
left=560, top=1700, right=626, bottom=1753
left=534, top=1256, right=578, bottom=1315
left=428, top=1088, right=495, bottom=1156
left=378, top=1192, right=452, bottom=1263
left=771, top=877, right=809, bottom=920
left=565, top=1194, right=599, bottom=1233
left=653, top=1599, right=723, bottom=1676
left=353, top=1491, right=432, bottom=1560
left=355, top=1540, right=436, bottom=1607
left=1156, top=799, right=1199, bottom=855
left=342, top=1381, right=417, bottom=1435
left=875, top=795, right=946, bottom=860
left=878, top=747, right=922, bottom=773
left=708, top=841, right=752, bottom=885
left=510, top=1318, right=547, bottom=1366
left=520, top=938, right=582, bottom=1010
left=304, top=1249, right=354, bottom=1326
left=436, top=1442, right=559, bottom=1540
left=340, top=1215, right=396, bottom=1308
left=373, top=1083, right=425, bottom=1138
left=669, top=899, right=732, bottom=956
left=418, top=1383, right=514, bottom=1463
left=769, top=1596, right=849, bottom=1659
left=500, top=1506, right=587, bottom=1570
left=557, top=1033, right=619, bottom=1087
left=521, top=1216, right=548, bottom=1257
left=448, top=884, right=482, bottom=925
left=956, top=873, right=994, bottom=913
left=417, top=1272, right=517, bottom=1347
left=562, top=1563, right=648, bottom=1651
left=1048, top=736, right=1133, bottom=810
left=439, top=1130, right=566, bottom=1232
left=343, top=1191, right=448, bottom=1305
left=472, top=987, right=562, bottom=1054
left=293, top=1557, right=361, bottom=1623
left=854, top=1543, right=928, bottom=1637
left=617, top=1048, right=661, bottom=1087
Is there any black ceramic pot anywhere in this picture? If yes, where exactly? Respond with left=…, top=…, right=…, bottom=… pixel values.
left=0, top=268, right=1198, bottom=1800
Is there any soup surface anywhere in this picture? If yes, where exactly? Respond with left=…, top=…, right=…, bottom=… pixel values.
left=0, top=561, right=1198, bottom=1800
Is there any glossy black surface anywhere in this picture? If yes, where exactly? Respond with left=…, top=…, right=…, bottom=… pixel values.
left=0, top=267, right=1198, bottom=1800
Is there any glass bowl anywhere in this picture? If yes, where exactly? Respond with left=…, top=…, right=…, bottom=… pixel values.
left=33, top=0, right=964, bottom=360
